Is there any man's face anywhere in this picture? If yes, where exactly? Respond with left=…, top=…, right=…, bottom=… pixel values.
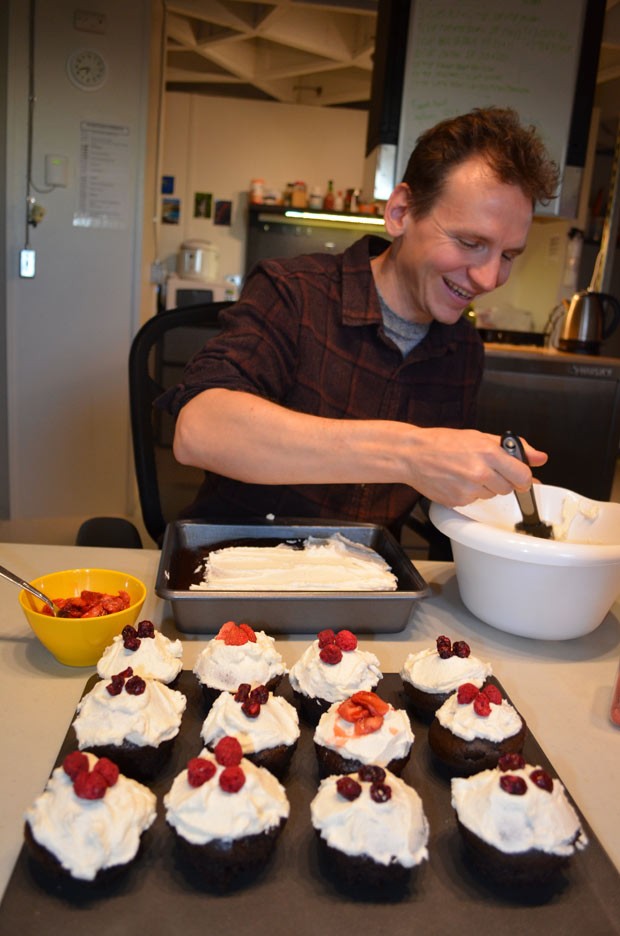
left=386, top=157, right=533, bottom=325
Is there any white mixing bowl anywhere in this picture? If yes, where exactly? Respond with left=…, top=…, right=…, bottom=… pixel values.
left=429, top=485, right=620, bottom=640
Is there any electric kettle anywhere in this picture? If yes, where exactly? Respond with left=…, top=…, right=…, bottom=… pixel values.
left=557, top=289, right=620, bottom=355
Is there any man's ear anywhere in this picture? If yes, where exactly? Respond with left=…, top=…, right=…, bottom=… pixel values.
left=383, top=183, right=414, bottom=238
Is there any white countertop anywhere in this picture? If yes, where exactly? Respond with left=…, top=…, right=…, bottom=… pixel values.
left=1, top=541, right=618, bottom=898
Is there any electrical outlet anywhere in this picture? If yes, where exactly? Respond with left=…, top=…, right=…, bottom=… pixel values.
left=20, top=249, right=36, bottom=278
left=73, top=9, right=107, bottom=34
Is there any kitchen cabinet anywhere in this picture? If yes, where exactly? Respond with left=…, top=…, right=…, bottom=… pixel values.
left=477, top=345, right=620, bottom=500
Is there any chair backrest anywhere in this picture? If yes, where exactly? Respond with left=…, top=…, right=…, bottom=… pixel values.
left=128, top=301, right=233, bottom=546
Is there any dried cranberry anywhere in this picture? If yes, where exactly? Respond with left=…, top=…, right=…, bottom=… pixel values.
left=336, top=776, right=362, bottom=801
left=125, top=675, right=146, bottom=695
left=250, top=685, right=269, bottom=705
left=214, top=736, right=243, bottom=767
left=473, top=692, right=491, bottom=717
left=137, top=620, right=155, bottom=639
left=73, top=770, right=108, bottom=800
left=63, top=751, right=89, bottom=780
left=187, top=757, right=216, bottom=787
left=106, top=680, right=123, bottom=696
left=335, top=629, right=358, bottom=652
left=530, top=769, right=554, bottom=793
left=219, top=765, right=245, bottom=793
left=93, top=758, right=119, bottom=788
left=317, top=629, right=336, bottom=648
left=452, top=640, right=471, bottom=658
left=370, top=782, right=392, bottom=803
left=436, top=635, right=451, bottom=649
left=499, top=774, right=527, bottom=795
left=242, top=699, right=261, bottom=718
left=319, top=643, right=343, bottom=665
left=437, top=644, right=453, bottom=659
left=121, top=625, right=137, bottom=641
left=358, top=765, right=386, bottom=784
left=498, top=753, right=526, bottom=771
left=123, top=636, right=141, bottom=652
left=234, top=683, right=251, bottom=703
left=117, top=667, right=133, bottom=679
left=457, top=682, right=479, bottom=704
left=482, top=684, right=502, bottom=705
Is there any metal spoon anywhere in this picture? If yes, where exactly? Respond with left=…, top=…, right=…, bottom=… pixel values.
left=0, top=564, right=61, bottom=616
left=500, top=431, right=554, bottom=539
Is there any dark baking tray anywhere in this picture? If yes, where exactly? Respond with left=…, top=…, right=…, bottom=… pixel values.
left=155, top=520, right=431, bottom=634
left=2, top=673, right=619, bottom=936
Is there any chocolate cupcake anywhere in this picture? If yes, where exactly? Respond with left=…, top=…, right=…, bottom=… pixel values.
left=97, top=619, right=183, bottom=685
left=164, top=737, right=289, bottom=890
left=451, top=754, right=589, bottom=886
left=72, top=669, right=186, bottom=781
left=428, top=682, right=526, bottom=775
left=314, top=691, right=413, bottom=778
left=24, top=751, right=156, bottom=883
left=310, top=766, right=429, bottom=891
left=288, top=629, right=382, bottom=724
left=193, top=621, right=286, bottom=709
left=400, top=636, right=492, bottom=718
left=200, top=683, right=300, bottom=779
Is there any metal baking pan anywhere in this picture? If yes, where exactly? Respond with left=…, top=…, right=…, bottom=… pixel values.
left=155, top=519, right=430, bottom=634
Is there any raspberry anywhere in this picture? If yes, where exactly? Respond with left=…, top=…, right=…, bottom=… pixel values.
left=234, top=683, right=251, bottom=703
left=457, top=682, right=479, bottom=704
left=216, top=621, right=248, bottom=646
left=473, top=692, right=491, bottom=717
left=499, top=775, right=527, bottom=796
left=530, top=769, right=554, bottom=793
left=498, top=753, right=526, bottom=772
left=370, top=782, right=392, bottom=803
left=137, top=620, right=155, bottom=639
left=319, top=644, right=342, bottom=665
left=335, top=629, right=357, bottom=652
left=219, top=765, right=245, bottom=793
left=214, top=735, right=243, bottom=767
left=250, top=685, right=270, bottom=705
left=238, top=623, right=257, bottom=643
left=483, top=684, right=502, bottom=705
left=452, top=640, right=471, bottom=658
left=358, top=765, right=386, bottom=784
left=242, top=699, right=261, bottom=718
left=93, top=758, right=119, bottom=788
left=125, top=675, right=146, bottom=695
left=336, top=776, right=362, bottom=801
left=317, top=629, right=336, bottom=648
left=187, top=757, right=216, bottom=787
left=63, top=751, right=89, bottom=780
left=73, top=770, right=108, bottom=800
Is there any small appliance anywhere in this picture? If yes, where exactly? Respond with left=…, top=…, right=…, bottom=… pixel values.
left=176, top=240, right=219, bottom=281
left=557, top=288, right=620, bottom=355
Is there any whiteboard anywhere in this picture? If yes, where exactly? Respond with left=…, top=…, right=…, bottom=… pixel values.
left=396, top=0, right=587, bottom=215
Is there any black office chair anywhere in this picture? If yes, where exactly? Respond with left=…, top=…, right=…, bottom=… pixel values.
left=75, top=301, right=232, bottom=548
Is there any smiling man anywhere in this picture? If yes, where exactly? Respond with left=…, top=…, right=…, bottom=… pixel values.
left=164, top=107, right=559, bottom=538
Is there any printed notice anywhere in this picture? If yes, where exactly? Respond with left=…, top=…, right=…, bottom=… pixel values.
left=73, top=121, right=131, bottom=229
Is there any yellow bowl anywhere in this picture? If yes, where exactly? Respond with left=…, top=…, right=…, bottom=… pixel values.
left=19, top=568, right=147, bottom=666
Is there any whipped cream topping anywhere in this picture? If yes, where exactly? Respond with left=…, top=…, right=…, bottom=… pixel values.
left=193, top=630, right=287, bottom=691
left=97, top=631, right=183, bottom=684
left=435, top=690, right=523, bottom=742
left=164, top=753, right=289, bottom=844
left=200, top=691, right=300, bottom=754
left=73, top=677, right=187, bottom=748
left=189, top=533, right=398, bottom=592
left=314, top=702, right=414, bottom=765
left=25, top=752, right=156, bottom=880
left=288, top=642, right=382, bottom=703
left=451, top=765, right=588, bottom=856
left=400, top=646, right=492, bottom=694
left=311, top=769, right=429, bottom=867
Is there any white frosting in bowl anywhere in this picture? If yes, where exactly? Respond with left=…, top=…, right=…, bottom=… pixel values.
left=97, top=631, right=183, bottom=684
left=451, top=765, right=588, bottom=855
left=200, top=691, right=300, bottom=754
left=314, top=702, right=413, bottom=765
left=435, top=691, right=523, bottom=742
left=25, top=752, right=157, bottom=880
left=311, top=769, right=429, bottom=868
left=193, top=630, right=287, bottom=691
left=289, top=641, right=382, bottom=703
left=73, top=677, right=187, bottom=748
left=400, top=647, right=492, bottom=693
left=164, top=754, right=289, bottom=844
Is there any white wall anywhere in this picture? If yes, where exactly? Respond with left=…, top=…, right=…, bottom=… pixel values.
left=4, top=0, right=152, bottom=521
left=158, top=93, right=369, bottom=283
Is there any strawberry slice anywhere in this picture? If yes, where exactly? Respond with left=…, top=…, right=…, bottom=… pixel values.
left=354, top=714, right=384, bottom=736
left=348, top=691, right=389, bottom=717
left=238, top=622, right=257, bottom=643
left=337, top=698, right=367, bottom=722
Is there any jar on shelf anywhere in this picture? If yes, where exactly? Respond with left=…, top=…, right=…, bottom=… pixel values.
left=291, top=181, right=308, bottom=209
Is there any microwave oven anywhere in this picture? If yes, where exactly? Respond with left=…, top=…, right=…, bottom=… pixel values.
left=164, top=274, right=235, bottom=311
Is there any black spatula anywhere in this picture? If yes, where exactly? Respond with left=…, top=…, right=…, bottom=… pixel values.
left=500, top=431, right=554, bottom=539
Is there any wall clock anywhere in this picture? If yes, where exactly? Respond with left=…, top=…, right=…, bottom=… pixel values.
left=66, top=49, right=108, bottom=91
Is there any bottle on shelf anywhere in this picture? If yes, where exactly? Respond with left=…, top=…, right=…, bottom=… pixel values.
left=334, top=189, right=344, bottom=211
left=323, top=180, right=335, bottom=211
